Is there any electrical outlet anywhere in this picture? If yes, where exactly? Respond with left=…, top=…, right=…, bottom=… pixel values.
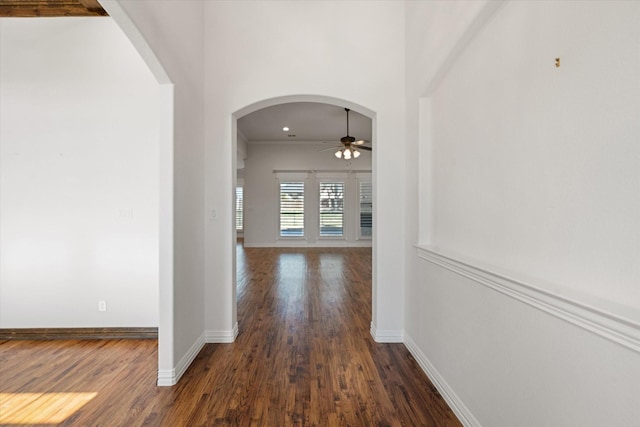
left=98, top=301, right=107, bottom=312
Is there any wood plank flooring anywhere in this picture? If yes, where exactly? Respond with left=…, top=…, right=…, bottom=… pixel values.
left=0, top=245, right=461, bottom=426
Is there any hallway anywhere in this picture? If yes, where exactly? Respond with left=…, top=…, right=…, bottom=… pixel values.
left=231, top=245, right=460, bottom=425
left=0, top=246, right=460, bottom=426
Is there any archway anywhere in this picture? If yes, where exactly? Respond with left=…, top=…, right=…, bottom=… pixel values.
left=231, top=95, right=377, bottom=337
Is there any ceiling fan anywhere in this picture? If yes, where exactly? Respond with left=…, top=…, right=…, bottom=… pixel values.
left=323, top=108, right=371, bottom=160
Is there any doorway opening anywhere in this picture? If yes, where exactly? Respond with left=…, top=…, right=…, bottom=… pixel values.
left=232, top=96, right=377, bottom=339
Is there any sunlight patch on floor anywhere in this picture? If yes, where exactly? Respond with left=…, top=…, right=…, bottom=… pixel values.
left=0, top=392, right=97, bottom=424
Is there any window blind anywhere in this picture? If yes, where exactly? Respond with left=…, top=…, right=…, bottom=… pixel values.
left=280, top=182, right=304, bottom=237
left=319, top=182, right=344, bottom=237
left=235, top=186, right=243, bottom=231
left=359, top=181, right=372, bottom=237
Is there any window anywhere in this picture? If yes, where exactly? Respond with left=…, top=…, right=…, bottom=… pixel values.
left=280, top=182, right=304, bottom=237
left=274, top=171, right=371, bottom=244
left=235, top=186, right=243, bottom=231
left=359, top=181, right=372, bottom=238
left=319, top=182, right=344, bottom=237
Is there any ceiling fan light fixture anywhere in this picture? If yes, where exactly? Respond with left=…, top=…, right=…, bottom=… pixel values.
left=328, top=107, right=370, bottom=160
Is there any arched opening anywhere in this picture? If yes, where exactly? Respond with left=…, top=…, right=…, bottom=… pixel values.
left=231, top=95, right=377, bottom=337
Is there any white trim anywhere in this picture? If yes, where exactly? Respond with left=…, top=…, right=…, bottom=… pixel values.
left=156, top=369, right=175, bottom=387
left=316, top=236, right=348, bottom=241
left=272, top=169, right=371, bottom=175
left=99, top=1, right=171, bottom=84
left=245, top=241, right=372, bottom=248
left=370, top=322, right=404, bottom=343
left=276, top=236, right=307, bottom=242
left=316, top=171, right=349, bottom=179
left=354, top=171, right=372, bottom=179
left=205, top=323, right=239, bottom=343
left=274, top=171, right=309, bottom=180
left=404, top=335, right=481, bottom=427
left=157, top=333, right=205, bottom=386
left=415, top=245, right=640, bottom=354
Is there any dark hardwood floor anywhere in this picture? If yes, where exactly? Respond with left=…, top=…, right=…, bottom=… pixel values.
left=0, top=245, right=461, bottom=426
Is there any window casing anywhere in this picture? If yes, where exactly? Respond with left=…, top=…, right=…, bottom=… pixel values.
left=272, top=171, right=371, bottom=245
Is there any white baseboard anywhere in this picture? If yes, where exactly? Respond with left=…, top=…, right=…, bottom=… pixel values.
left=370, top=322, right=404, bottom=343
left=157, top=324, right=239, bottom=386
left=205, top=322, right=239, bottom=343
left=156, top=370, right=175, bottom=387
left=404, top=334, right=481, bottom=427
left=157, top=333, right=205, bottom=386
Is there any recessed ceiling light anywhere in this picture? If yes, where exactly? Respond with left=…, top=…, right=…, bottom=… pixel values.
left=282, top=126, right=290, bottom=132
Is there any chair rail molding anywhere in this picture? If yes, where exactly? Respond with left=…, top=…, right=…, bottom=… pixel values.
left=415, top=245, right=640, bottom=354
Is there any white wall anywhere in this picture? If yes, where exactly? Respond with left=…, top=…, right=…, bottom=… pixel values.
left=111, top=0, right=206, bottom=384
left=431, top=2, right=639, bottom=305
left=203, top=1, right=406, bottom=342
left=244, top=141, right=371, bottom=247
left=405, top=1, right=640, bottom=425
left=0, top=17, right=159, bottom=328
left=92, top=3, right=640, bottom=410
left=107, top=0, right=405, bottom=384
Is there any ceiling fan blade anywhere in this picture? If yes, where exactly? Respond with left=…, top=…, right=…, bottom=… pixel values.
left=358, top=146, right=372, bottom=151
left=353, top=140, right=370, bottom=146
left=319, top=146, right=342, bottom=152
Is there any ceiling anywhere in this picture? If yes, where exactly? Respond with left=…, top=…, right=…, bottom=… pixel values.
left=0, top=0, right=107, bottom=17
left=0, top=5, right=371, bottom=147
left=237, top=102, right=372, bottom=144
